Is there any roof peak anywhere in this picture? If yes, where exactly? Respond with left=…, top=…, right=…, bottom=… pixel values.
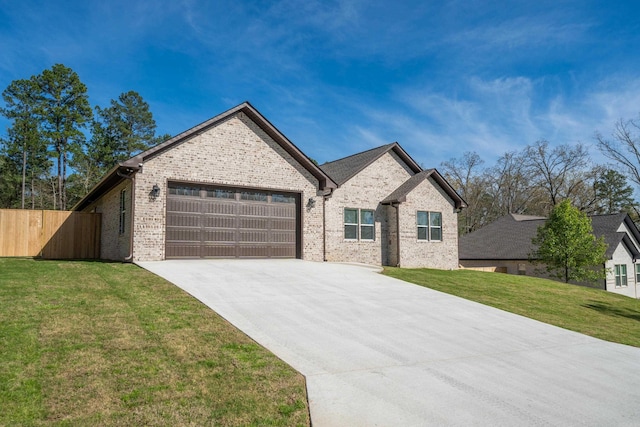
left=510, top=213, right=546, bottom=221
left=320, top=143, right=397, bottom=167
left=381, top=168, right=466, bottom=209
left=319, top=142, right=421, bottom=186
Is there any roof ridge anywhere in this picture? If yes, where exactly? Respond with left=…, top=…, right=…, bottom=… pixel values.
left=510, top=213, right=547, bottom=221
left=588, top=212, right=626, bottom=218
left=381, top=168, right=466, bottom=209
left=320, top=142, right=396, bottom=166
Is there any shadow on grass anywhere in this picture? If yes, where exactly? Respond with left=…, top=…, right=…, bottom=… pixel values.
left=583, top=302, right=640, bottom=322
left=31, top=257, right=125, bottom=264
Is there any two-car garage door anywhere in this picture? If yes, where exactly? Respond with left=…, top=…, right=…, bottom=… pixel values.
left=165, top=182, right=300, bottom=259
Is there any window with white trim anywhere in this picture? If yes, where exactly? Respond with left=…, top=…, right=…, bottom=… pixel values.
left=344, top=208, right=358, bottom=240
left=344, top=208, right=375, bottom=241
left=119, top=189, right=126, bottom=235
left=615, top=264, right=628, bottom=287
left=360, top=209, right=375, bottom=241
left=417, top=211, right=442, bottom=241
left=636, top=264, right=640, bottom=283
left=417, top=211, right=428, bottom=240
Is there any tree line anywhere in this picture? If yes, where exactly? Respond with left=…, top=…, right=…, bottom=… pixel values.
left=2, top=63, right=640, bottom=225
left=0, top=64, right=169, bottom=210
left=441, top=124, right=640, bottom=235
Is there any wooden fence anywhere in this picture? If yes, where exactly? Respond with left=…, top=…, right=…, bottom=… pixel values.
left=0, top=209, right=101, bottom=259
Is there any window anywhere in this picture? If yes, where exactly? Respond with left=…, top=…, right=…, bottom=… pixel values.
left=636, top=264, right=640, bottom=283
left=344, top=208, right=358, bottom=240
left=241, top=191, right=268, bottom=202
left=417, top=211, right=442, bottom=241
left=360, top=210, right=375, bottom=241
left=272, top=193, right=296, bottom=204
left=119, top=189, right=126, bottom=235
left=430, top=212, right=442, bottom=241
left=344, top=208, right=375, bottom=241
left=417, top=211, right=428, bottom=240
left=615, top=264, right=628, bottom=287
left=169, top=185, right=200, bottom=196
left=207, top=188, right=235, bottom=199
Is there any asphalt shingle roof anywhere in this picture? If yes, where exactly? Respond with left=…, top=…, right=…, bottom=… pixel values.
left=319, top=144, right=466, bottom=209
left=459, top=212, right=635, bottom=260
left=319, top=143, right=398, bottom=186
left=381, top=169, right=436, bottom=204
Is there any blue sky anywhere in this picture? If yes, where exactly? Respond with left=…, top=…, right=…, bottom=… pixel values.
left=2, top=0, right=640, bottom=168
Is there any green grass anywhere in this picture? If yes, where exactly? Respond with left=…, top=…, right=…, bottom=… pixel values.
left=0, top=258, right=309, bottom=426
left=384, top=267, right=640, bottom=348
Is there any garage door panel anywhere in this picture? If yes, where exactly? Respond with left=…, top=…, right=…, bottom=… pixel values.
left=201, top=245, right=236, bottom=258
left=167, top=198, right=201, bottom=213
left=272, top=218, right=296, bottom=230
left=166, top=184, right=299, bottom=259
left=166, top=228, right=201, bottom=242
left=167, top=213, right=201, bottom=227
left=203, top=229, right=236, bottom=242
left=204, top=201, right=236, bottom=215
left=239, top=230, right=269, bottom=243
left=270, top=205, right=296, bottom=217
left=271, top=231, right=296, bottom=243
left=238, top=204, right=270, bottom=217
left=165, top=243, right=201, bottom=258
left=238, top=217, right=269, bottom=229
left=237, top=245, right=272, bottom=258
left=203, top=215, right=235, bottom=228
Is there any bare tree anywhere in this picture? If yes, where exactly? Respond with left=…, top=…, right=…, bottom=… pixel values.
left=486, top=151, right=540, bottom=216
left=441, top=152, right=492, bottom=234
left=523, top=140, right=590, bottom=214
left=596, top=116, right=640, bottom=187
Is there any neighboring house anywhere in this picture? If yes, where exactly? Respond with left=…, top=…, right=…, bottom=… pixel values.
left=459, top=213, right=640, bottom=298
left=73, top=102, right=466, bottom=269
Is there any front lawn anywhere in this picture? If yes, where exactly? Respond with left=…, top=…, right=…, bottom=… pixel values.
left=384, top=267, right=640, bottom=348
left=0, top=258, right=309, bottom=426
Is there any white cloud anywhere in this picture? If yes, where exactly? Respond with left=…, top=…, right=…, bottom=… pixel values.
left=338, top=73, right=640, bottom=169
left=447, top=17, right=591, bottom=52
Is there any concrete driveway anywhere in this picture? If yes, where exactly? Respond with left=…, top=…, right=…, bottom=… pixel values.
left=138, top=259, right=640, bottom=426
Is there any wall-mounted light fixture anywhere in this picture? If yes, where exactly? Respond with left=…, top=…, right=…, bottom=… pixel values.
left=307, top=198, right=316, bottom=208
left=150, top=184, right=160, bottom=200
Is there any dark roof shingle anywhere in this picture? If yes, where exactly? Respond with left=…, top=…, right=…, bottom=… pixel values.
left=381, top=169, right=467, bottom=209
left=319, top=142, right=420, bottom=186
left=459, top=212, right=637, bottom=260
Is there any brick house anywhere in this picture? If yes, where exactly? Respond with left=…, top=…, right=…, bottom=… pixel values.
left=459, top=213, right=640, bottom=298
left=74, top=102, right=466, bottom=268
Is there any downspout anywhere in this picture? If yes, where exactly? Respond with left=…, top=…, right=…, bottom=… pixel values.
left=322, top=188, right=334, bottom=262
left=117, top=168, right=136, bottom=262
left=394, top=202, right=401, bottom=267
left=635, top=260, right=639, bottom=299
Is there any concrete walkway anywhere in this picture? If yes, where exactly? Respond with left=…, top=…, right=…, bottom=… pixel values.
left=138, top=259, right=640, bottom=426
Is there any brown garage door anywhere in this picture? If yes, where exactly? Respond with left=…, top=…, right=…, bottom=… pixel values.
left=166, top=183, right=300, bottom=259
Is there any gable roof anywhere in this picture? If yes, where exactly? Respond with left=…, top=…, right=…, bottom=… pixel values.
left=381, top=169, right=467, bottom=209
left=459, top=214, right=544, bottom=260
left=74, top=102, right=337, bottom=211
left=123, top=102, right=336, bottom=189
left=319, top=142, right=421, bottom=186
left=459, top=212, right=640, bottom=261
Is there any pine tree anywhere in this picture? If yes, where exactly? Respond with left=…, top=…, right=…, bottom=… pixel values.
left=35, top=64, right=92, bottom=210
left=1, top=77, right=49, bottom=208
